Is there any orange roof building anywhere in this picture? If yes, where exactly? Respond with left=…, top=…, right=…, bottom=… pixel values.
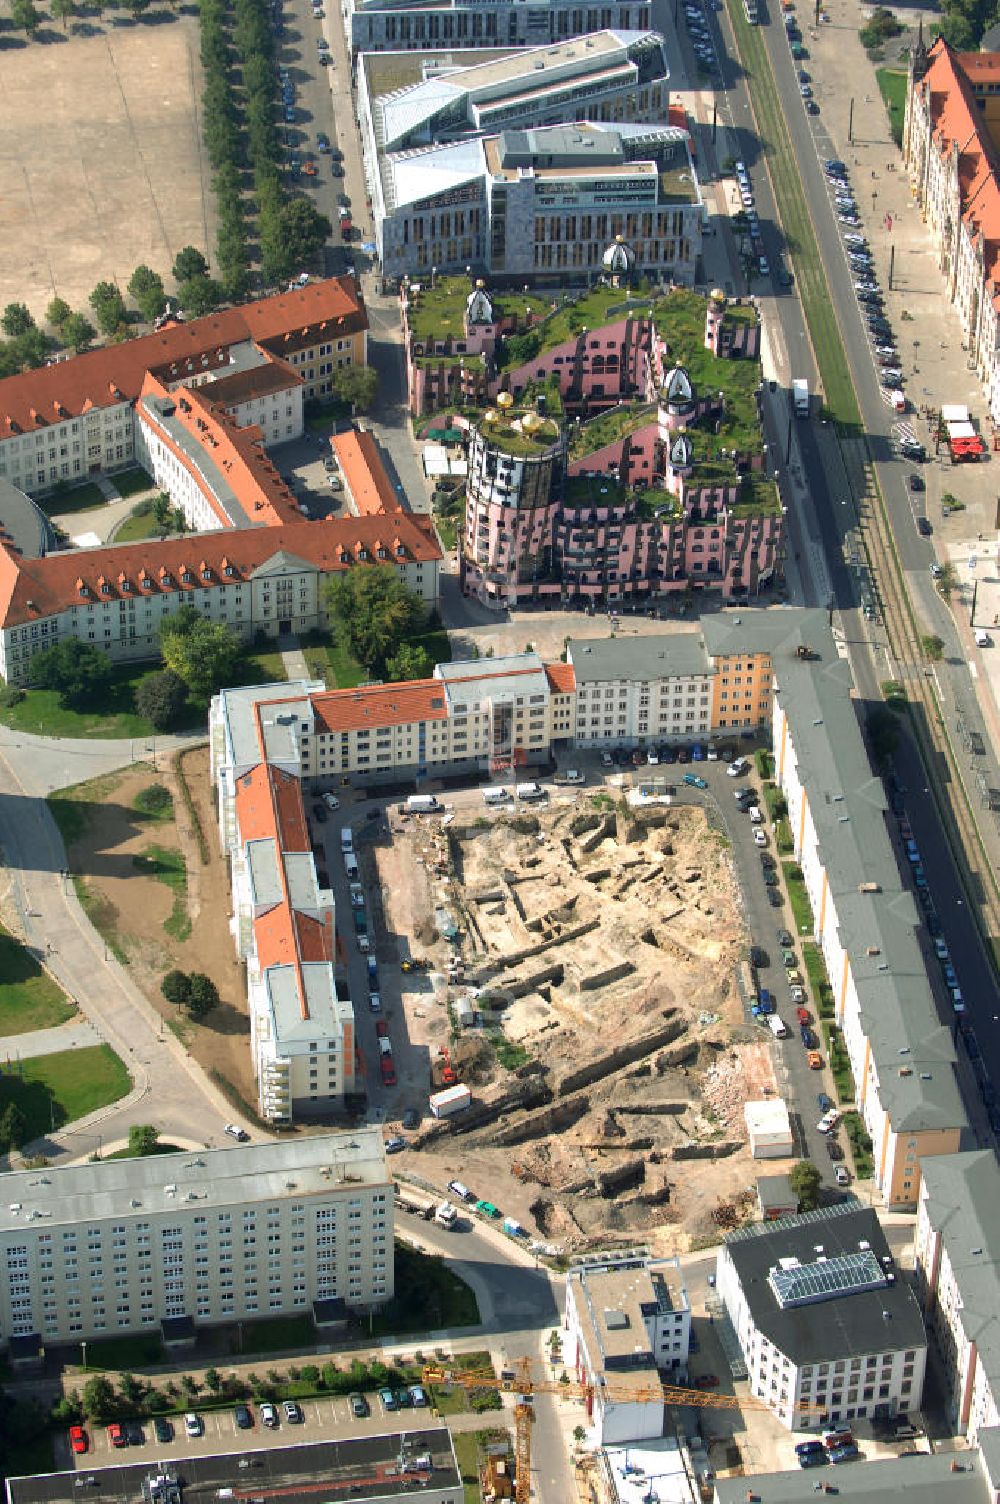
left=331, top=429, right=406, bottom=517
left=904, top=34, right=1000, bottom=419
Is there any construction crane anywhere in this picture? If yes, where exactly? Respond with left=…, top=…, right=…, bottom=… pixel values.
left=423, top=1356, right=826, bottom=1504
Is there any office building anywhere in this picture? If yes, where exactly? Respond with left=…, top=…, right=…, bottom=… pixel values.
left=343, top=0, right=651, bottom=59
left=0, top=1130, right=392, bottom=1351
left=563, top=1252, right=691, bottom=1443
left=712, top=1436, right=1000, bottom=1504
left=358, top=30, right=671, bottom=177
left=375, top=121, right=702, bottom=285
left=716, top=1203, right=927, bottom=1431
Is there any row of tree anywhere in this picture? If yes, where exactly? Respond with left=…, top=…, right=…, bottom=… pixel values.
left=197, top=0, right=330, bottom=290
left=8, top=0, right=178, bottom=40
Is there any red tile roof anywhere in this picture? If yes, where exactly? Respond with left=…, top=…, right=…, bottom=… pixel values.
left=311, top=678, right=449, bottom=734
left=0, top=277, right=366, bottom=440
left=0, top=513, right=441, bottom=628
left=332, top=429, right=406, bottom=516
left=546, top=662, right=576, bottom=694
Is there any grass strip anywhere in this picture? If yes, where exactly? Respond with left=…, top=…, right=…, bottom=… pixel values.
left=132, top=845, right=191, bottom=942
left=0, top=925, right=76, bottom=1036
left=174, top=746, right=210, bottom=865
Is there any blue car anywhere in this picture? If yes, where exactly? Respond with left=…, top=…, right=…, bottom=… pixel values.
left=691, top=743, right=705, bottom=760
left=829, top=1445, right=860, bottom=1465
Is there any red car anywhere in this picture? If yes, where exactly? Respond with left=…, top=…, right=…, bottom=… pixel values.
left=69, top=1425, right=89, bottom=1454
left=796, top=1006, right=811, bottom=1024
left=375, top=1019, right=389, bottom=1038
left=107, top=1423, right=127, bottom=1448
left=380, top=1056, right=396, bottom=1086
left=694, top=1374, right=720, bottom=1390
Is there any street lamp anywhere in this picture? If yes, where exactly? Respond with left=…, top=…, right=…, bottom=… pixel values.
left=81, top=1340, right=88, bottom=1371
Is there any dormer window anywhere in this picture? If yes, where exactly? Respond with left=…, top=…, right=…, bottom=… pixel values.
left=78, top=584, right=90, bottom=599
left=224, top=565, right=234, bottom=577
left=121, top=579, right=132, bottom=593
left=358, top=547, right=368, bottom=560
left=100, top=582, right=111, bottom=595
left=201, top=568, right=211, bottom=581
left=181, top=571, right=193, bottom=584
left=161, top=573, right=172, bottom=587
left=395, top=545, right=406, bottom=558
left=377, top=547, right=387, bottom=559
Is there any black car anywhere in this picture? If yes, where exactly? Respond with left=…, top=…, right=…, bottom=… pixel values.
left=234, top=1405, right=253, bottom=1431
left=763, top=871, right=779, bottom=886
left=917, top=517, right=932, bottom=537
left=402, top=1107, right=420, bottom=1129
left=908, top=473, right=925, bottom=492
left=124, top=1421, right=145, bottom=1446
left=777, top=928, right=793, bottom=947
left=900, top=441, right=927, bottom=462
left=826, top=1137, right=844, bottom=1161
left=750, top=945, right=769, bottom=967
left=153, top=1417, right=174, bottom=1443
left=767, top=888, right=783, bottom=907
left=312, top=801, right=328, bottom=822
left=760, top=853, right=776, bottom=870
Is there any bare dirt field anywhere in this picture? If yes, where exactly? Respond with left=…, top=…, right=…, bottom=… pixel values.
left=50, top=748, right=256, bottom=1109
left=0, top=17, right=213, bottom=317
left=378, top=797, right=779, bottom=1255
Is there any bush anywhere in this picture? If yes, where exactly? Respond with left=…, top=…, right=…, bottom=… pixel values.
left=134, top=669, right=189, bottom=731
left=187, top=973, right=219, bottom=1019
left=134, top=783, right=173, bottom=819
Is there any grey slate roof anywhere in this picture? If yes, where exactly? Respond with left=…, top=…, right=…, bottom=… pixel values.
left=568, top=632, right=713, bottom=682
left=723, top=1204, right=926, bottom=1367
left=704, top=608, right=965, bottom=1138
left=713, top=1447, right=990, bottom=1504
left=919, top=1152, right=1000, bottom=1397
left=0, top=476, right=56, bottom=559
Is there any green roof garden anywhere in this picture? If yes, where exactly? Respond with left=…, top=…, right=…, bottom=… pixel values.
left=732, top=471, right=782, bottom=517
left=563, top=474, right=682, bottom=521
left=501, top=283, right=655, bottom=371
left=658, top=164, right=698, bottom=203
left=406, top=276, right=550, bottom=347
left=568, top=400, right=656, bottom=460
left=652, top=288, right=763, bottom=458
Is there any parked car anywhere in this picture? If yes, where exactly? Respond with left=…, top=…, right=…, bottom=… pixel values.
left=284, top=1401, right=304, bottom=1424
left=260, top=1403, right=279, bottom=1428
left=835, top=1166, right=851, bottom=1186
left=108, top=1423, right=127, bottom=1449
left=349, top=1393, right=369, bottom=1418
left=379, top=1388, right=399, bottom=1411
left=69, top=1425, right=89, bottom=1454
left=234, top=1405, right=253, bottom=1430
left=124, top=1422, right=144, bottom=1447
left=153, top=1417, right=174, bottom=1444
left=224, top=1123, right=249, bottom=1141
left=385, top=1135, right=405, bottom=1154
left=184, top=1413, right=203, bottom=1438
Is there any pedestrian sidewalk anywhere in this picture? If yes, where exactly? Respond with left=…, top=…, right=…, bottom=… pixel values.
left=0, top=1017, right=99, bottom=1061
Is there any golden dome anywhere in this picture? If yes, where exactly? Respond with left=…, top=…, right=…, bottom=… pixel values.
left=497, top=390, right=514, bottom=410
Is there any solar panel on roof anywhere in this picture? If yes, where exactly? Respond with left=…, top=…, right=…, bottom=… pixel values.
left=769, top=1249, right=888, bottom=1309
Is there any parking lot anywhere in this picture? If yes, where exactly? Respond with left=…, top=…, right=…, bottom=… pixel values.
left=64, top=1389, right=440, bottom=1470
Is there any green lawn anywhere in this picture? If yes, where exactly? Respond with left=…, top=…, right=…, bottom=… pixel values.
left=725, top=0, right=862, bottom=427
left=452, top=1430, right=511, bottom=1504
left=39, top=482, right=106, bottom=517
left=114, top=503, right=163, bottom=543
left=801, top=940, right=835, bottom=1018
left=81, top=1332, right=165, bottom=1370
left=781, top=861, right=815, bottom=936
left=843, top=1109, right=874, bottom=1177
left=132, top=845, right=191, bottom=941
left=0, top=925, right=76, bottom=1036
left=110, top=467, right=154, bottom=498
left=0, top=1044, right=131, bottom=1139
left=876, top=67, right=908, bottom=147
left=231, top=1314, right=316, bottom=1355
left=302, top=635, right=366, bottom=689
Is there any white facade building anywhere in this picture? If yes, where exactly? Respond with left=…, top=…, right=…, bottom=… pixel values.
left=744, top=1099, right=793, bottom=1160
left=563, top=1253, right=691, bottom=1444
left=0, top=1131, right=392, bottom=1350
left=568, top=634, right=714, bottom=746
left=716, top=1204, right=927, bottom=1432
left=914, top=1151, right=1000, bottom=1441
left=344, top=0, right=651, bottom=57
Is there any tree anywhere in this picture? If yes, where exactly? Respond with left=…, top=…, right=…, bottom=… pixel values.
left=172, top=246, right=209, bottom=284
left=0, top=1101, right=27, bottom=1152
left=89, top=280, right=127, bottom=337
left=504, top=330, right=541, bottom=366
left=789, top=1159, right=822, bottom=1212
left=118, top=1373, right=145, bottom=1406
left=50, top=0, right=77, bottom=27
left=134, top=669, right=188, bottom=731
left=204, top=1368, right=222, bottom=1393
left=331, top=363, right=379, bottom=413
left=161, top=969, right=191, bottom=1006
left=31, top=640, right=112, bottom=709
left=273, top=199, right=332, bottom=276
left=127, top=1124, right=160, bottom=1157
left=385, top=642, right=433, bottom=682
left=153, top=492, right=172, bottom=530
left=127, top=265, right=167, bottom=323
left=177, top=275, right=224, bottom=318
left=921, top=634, right=945, bottom=661
left=325, top=566, right=426, bottom=679
left=62, top=312, right=96, bottom=352
left=936, top=561, right=959, bottom=601
left=81, top=1376, right=117, bottom=1421
left=46, top=296, right=71, bottom=331
left=159, top=606, right=240, bottom=700
left=1, top=303, right=34, bottom=338
left=186, top=973, right=219, bottom=1019
left=10, top=0, right=42, bottom=35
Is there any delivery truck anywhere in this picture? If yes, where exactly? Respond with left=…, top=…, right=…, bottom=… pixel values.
left=395, top=1187, right=434, bottom=1220
left=792, top=378, right=809, bottom=417
left=429, top=1082, right=472, bottom=1118
left=406, top=794, right=440, bottom=814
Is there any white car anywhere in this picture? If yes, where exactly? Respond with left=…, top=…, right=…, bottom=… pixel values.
left=357, top=934, right=370, bottom=953
left=224, top=1123, right=249, bottom=1141
left=601, top=751, right=614, bottom=768
left=834, top=1166, right=851, bottom=1187
left=727, top=758, right=747, bottom=777
left=184, top=1413, right=203, bottom=1438
left=753, top=829, right=768, bottom=847
left=749, top=806, right=763, bottom=823
left=323, top=792, right=340, bottom=810
left=817, top=1109, right=840, bottom=1134
left=260, top=1403, right=279, bottom=1428
left=790, top=986, right=806, bottom=1003
left=559, top=769, right=586, bottom=783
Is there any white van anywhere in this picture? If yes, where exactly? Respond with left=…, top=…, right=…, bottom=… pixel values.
left=482, top=786, right=512, bottom=805
left=515, top=781, right=545, bottom=802
left=340, top=826, right=354, bottom=854
left=344, top=853, right=360, bottom=880
left=378, top=1037, right=393, bottom=1057
left=767, top=1015, right=789, bottom=1039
